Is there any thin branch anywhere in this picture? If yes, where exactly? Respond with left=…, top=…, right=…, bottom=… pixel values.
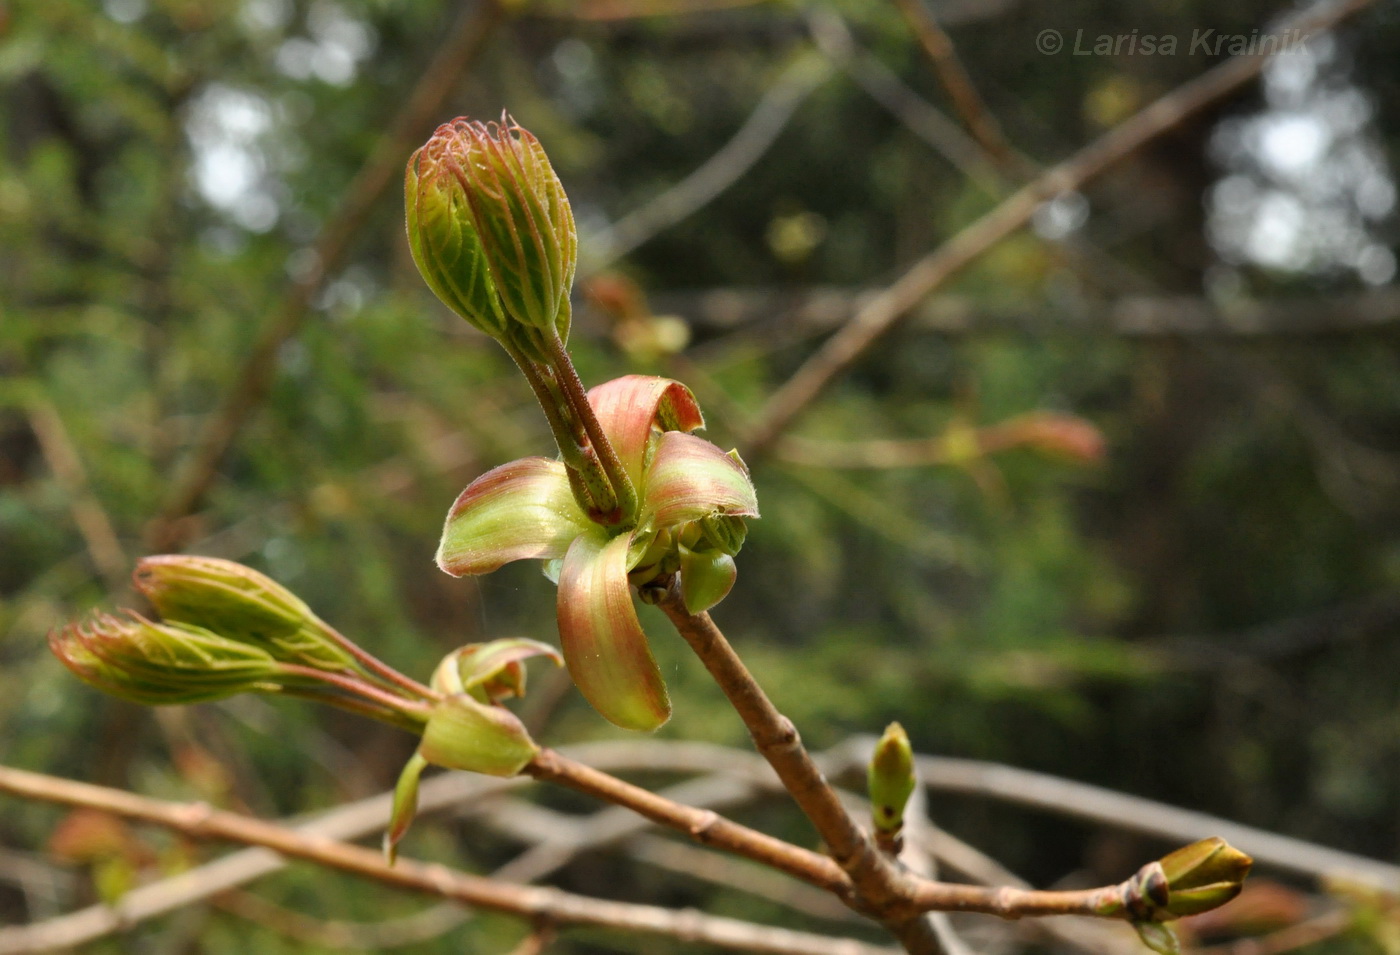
left=805, top=11, right=1000, bottom=189
left=25, top=396, right=128, bottom=591
left=743, top=0, right=1380, bottom=456
left=1191, top=909, right=1352, bottom=955
left=912, top=751, right=1400, bottom=892
left=628, top=835, right=860, bottom=924
left=774, top=412, right=1102, bottom=470
left=586, top=51, right=835, bottom=270
left=211, top=889, right=471, bottom=951
left=0, top=764, right=891, bottom=955
left=526, top=747, right=850, bottom=895
left=890, top=0, right=1018, bottom=169
left=147, top=1, right=504, bottom=550
left=654, top=583, right=944, bottom=953
left=651, top=285, right=1400, bottom=340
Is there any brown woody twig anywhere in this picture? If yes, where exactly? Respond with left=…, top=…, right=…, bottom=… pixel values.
left=891, top=0, right=1019, bottom=170
left=0, top=763, right=889, bottom=955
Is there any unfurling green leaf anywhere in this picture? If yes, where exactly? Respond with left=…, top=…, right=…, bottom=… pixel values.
left=430, top=638, right=563, bottom=702
left=384, top=752, right=428, bottom=865
left=1132, top=920, right=1180, bottom=955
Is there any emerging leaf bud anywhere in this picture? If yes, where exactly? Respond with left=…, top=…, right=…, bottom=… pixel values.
left=1157, top=837, right=1253, bottom=917
left=1101, top=838, right=1253, bottom=935
left=406, top=115, right=576, bottom=346
left=868, top=722, right=916, bottom=850
left=429, top=637, right=562, bottom=703
left=133, top=555, right=357, bottom=673
left=385, top=638, right=556, bottom=863
left=50, top=612, right=285, bottom=706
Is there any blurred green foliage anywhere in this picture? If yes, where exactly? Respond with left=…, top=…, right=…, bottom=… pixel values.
left=2, top=0, right=1399, bottom=950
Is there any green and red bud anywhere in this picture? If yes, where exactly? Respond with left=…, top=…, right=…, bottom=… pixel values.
left=406, top=115, right=575, bottom=350
left=436, top=375, right=759, bottom=732
left=133, top=555, right=356, bottom=673
left=50, top=612, right=285, bottom=706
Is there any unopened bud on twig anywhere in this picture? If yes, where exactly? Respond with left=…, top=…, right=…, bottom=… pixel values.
left=385, top=638, right=559, bottom=864
left=50, top=612, right=285, bottom=706
left=1098, top=837, right=1252, bottom=953
left=406, top=114, right=576, bottom=351
left=868, top=722, right=916, bottom=854
left=133, top=555, right=356, bottom=672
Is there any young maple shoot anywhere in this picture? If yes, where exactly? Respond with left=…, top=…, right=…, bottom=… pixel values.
left=42, top=112, right=1256, bottom=955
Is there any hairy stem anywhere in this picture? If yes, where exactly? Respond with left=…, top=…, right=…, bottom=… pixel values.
left=276, top=664, right=432, bottom=724
left=543, top=332, right=637, bottom=525
left=314, top=622, right=439, bottom=702
left=505, top=340, right=618, bottom=518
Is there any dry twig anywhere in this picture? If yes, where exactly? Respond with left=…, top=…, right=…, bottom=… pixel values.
left=0, top=764, right=889, bottom=955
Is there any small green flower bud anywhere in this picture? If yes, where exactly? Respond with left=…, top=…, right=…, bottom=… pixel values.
left=50, top=612, right=285, bottom=706
left=406, top=115, right=575, bottom=345
left=133, top=555, right=356, bottom=673
left=868, top=722, right=916, bottom=839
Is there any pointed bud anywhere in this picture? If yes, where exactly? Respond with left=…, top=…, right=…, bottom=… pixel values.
left=384, top=752, right=428, bottom=865
left=50, top=612, right=285, bottom=706
left=133, top=556, right=356, bottom=672
left=1101, top=838, right=1253, bottom=927
left=417, top=694, right=538, bottom=777
left=406, top=115, right=575, bottom=345
left=1157, top=837, right=1253, bottom=917
left=868, top=722, right=916, bottom=838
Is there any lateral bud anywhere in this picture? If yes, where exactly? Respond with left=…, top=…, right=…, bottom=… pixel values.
left=867, top=722, right=916, bottom=855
